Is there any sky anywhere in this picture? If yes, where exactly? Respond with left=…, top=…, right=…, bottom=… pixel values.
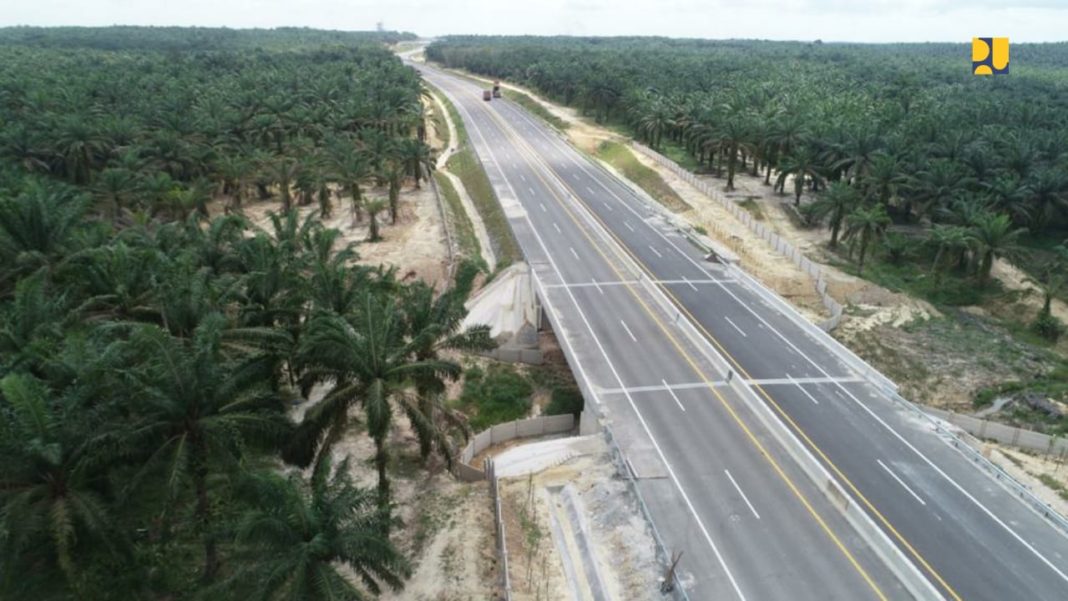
left=3, top=0, right=1067, bottom=43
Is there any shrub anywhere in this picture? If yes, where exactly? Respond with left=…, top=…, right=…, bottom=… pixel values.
left=461, top=364, right=533, bottom=430
left=545, top=387, right=584, bottom=416
left=1031, top=312, right=1065, bottom=343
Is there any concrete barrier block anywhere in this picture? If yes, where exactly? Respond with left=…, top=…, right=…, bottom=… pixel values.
left=454, top=462, right=485, bottom=482
left=519, top=349, right=544, bottom=364
left=491, top=421, right=517, bottom=444
left=984, top=421, right=1016, bottom=445
left=1017, top=430, right=1050, bottom=452
left=497, top=347, right=521, bottom=363
left=473, top=429, right=493, bottom=455
left=545, top=414, right=575, bottom=432
left=516, top=418, right=543, bottom=437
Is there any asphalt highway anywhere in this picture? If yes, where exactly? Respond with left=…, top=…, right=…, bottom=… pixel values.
left=412, top=60, right=1068, bottom=600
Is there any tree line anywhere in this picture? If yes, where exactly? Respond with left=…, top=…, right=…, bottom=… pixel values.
left=0, top=29, right=491, bottom=600
left=428, top=36, right=1068, bottom=334
left=1, top=29, right=436, bottom=233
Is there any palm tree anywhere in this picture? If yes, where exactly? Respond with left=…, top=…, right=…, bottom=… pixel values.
left=207, top=457, right=409, bottom=601
left=907, top=159, right=975, bottom=221
left=365, top=199, right=388, bottom=242
left=1024, top=167, right=1068, bottom=231
left=290, top=292, right=462, bottom=505
left=927, top=225, right=971, bottom=281
left=967, top=212, right=1028, bottom=287
left=0, top=373, right=122, bottom=596
left=116, top=318, right=291, bottom=581
left=379, top=158, right=406, bottom=224
left=808, top=182, right=861, bottom=248
left=50, top=117, right=107, bottom=185
left=861, top=153, right=909, bottom=212
left=0, top=182, right=88, bottom=290
left=93, top=168, right=140, bottom=218
left=637, top=101, right=674, bottom=151
left=267, top=155, right=299, bottom=213
left=983, top=175, right=1033, bottom=226
left=716, top=117, right=756, bottom=191
left=1027, top=241, right=1068, bottom=317
left=396, top=138, right=434, bottom=189
left=843, top=203, right=891, bottom=274
left=776, top=146, right=824, bottom=206
left=400, top=260, right=495, bottom=461
left=329, top=145, right=372, bottom=224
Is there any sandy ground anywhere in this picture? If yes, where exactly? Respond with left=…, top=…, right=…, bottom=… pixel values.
left=230, top=182, right=449, bottom=287
left=428, top=88, right=498, bottom=270
left=495, top=438, right=662, bottom=601
left=984, top=443, right=1068, bottom=517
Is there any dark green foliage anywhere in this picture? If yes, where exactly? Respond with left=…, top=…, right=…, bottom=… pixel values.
left=0, top=27, right=488, bottom=601
left=545, top=386, right=584, bottom=417
left=428, top=36, right=1068, bottom=294
left=1032, top=312, right=1065, bottom=342
left=0, top=26, right=416, bottom=50
left=460, top=364, right=533, bottom=430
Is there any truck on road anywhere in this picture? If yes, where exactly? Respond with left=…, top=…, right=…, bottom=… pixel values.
left=492, top=80, right=502, bottom=98
left=482, top=90, right=491, bottom=101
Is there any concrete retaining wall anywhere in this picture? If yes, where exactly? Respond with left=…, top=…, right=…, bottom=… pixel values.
left=630, top=143, right=845, bottom=332
left=924, top=407, right=1068, bottom=456
left=453, top=413, right=577, bottom=482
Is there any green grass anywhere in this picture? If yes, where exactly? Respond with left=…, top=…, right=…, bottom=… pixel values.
left=446, top=148, right=520, bottom=267
left=458, top=364, right=534, bottom=430
left=502, top=89, right=569, bottom=130
left=594, top=141, right=691, bottom=213
left=1036, top=474, right=1068, bottom=502
left=738, top=198, right=764, bottom=220
left=433, top=172, right=483, bottom=267
left=428, top=96, right=450, bottom=150
left=429, top=85, right=520, bottom=267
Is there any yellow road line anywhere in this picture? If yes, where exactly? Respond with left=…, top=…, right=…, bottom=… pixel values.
left=491, top=98, right=963, bottom=601
left=472, top=94, right=890, bottom=601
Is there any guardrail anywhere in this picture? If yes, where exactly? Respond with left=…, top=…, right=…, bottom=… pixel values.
left=630, top=143, right=845, bottom=332
left=428, top=169, right=458, bottom=279
left=896, top=394, right=1068, bottom=535
left=530, top=274, right=691, bottom=599
left=485, top=457, right=512, bottom=600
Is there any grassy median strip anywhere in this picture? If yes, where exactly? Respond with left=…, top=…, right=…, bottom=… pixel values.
left=594, top=141, right=691, bottom=212
left=430, top=86, right=521, bottom=267
left=433, top=172, right=483, bottom=266
left=503, top=89, right=569, bottom=131
left=446, top=148, right=520, bottom=267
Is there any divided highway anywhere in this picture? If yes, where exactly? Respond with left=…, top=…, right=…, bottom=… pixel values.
left=412, top=59, right=1068, bottom=600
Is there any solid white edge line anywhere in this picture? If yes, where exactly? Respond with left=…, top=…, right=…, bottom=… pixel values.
left=447, top=78, right=749, bottom=600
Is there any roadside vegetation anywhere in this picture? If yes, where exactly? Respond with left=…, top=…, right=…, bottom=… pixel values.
left=594, top=141, right=690, bottom=212
left=435, top=95, right=523, bottom=268
left=434, top=171, right=485, bottom=264
left=428, top=36, right=1068, bottom=433
left=503, top=89, right=570, bottom=131
left=0, top=26, right=499, bottom=601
